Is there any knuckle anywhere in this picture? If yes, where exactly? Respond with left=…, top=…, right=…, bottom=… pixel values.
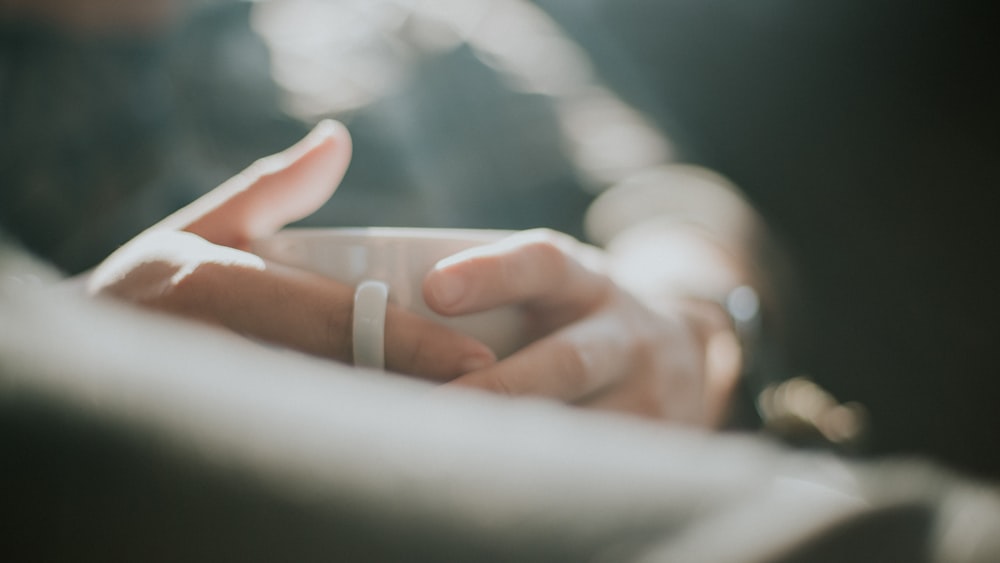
left=523, top=227, right=558, bottom=241
left=642, top=395, right=670, bottom=420
left=550, top=340, right=589, bottom=390
left=483, top=372, right=516, bottom=396
left=629, top=327, right=660, bottom=367
left=404, top=328, right=432, bottom=372
left=530, top=238, right=565, bottom=264
left=524, top=237, right=571, bottom=279
left=158, top=261, right=214, bottom=309
left=524, top=228, right=572, bottom=254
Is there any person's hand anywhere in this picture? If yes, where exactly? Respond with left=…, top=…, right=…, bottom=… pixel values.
left=87, top=121, right=496, bottom=380
left=422, top=229, right=743, bottom=426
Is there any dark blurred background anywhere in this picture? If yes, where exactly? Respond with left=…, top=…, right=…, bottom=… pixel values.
left=2, top=0, right=998, bottom=479
left=574, top=1, right=1000, bottom=480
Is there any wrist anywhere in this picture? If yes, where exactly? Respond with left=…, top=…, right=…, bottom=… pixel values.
left=604, top=220, right=749, bottom=311
left=585, top=163, right=794, bottom=343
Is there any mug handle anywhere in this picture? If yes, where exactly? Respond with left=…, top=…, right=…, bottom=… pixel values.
left=352, top=280, right=389, bottom=369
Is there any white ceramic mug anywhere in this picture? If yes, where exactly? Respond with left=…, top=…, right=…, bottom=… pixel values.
left=250, top=227, right=526, bottom=368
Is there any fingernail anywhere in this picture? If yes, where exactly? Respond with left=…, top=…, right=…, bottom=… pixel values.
left=430, top=271, right=466, bottom=308
left=310, top=118, right=347, bottom=142
left=459, top=353, right=494, bottom=374
left=282, top=120, right=340, bottom=161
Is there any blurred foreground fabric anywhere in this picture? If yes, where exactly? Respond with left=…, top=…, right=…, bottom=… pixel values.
left=3, top=236, right=1000, bottom=562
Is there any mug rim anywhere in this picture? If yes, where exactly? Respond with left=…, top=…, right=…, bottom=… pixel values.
left=250, top=226, right=526, bottom=358
left=264, top=226, right=514, bottom=243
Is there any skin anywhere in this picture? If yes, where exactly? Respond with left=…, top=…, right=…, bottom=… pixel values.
left=424, top=228, right=744, bottom=426
left=88, top=121, right=498, bottom=381
left=89, top=121, right=745, bottom=427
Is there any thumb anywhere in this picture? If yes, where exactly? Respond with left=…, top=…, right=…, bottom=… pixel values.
left=157, top=120, right=352, bottom=249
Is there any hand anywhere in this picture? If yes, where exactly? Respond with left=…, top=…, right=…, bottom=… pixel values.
left=422, top=229, right=743, bottom=426
left=88, top=121, right=496, bottom=380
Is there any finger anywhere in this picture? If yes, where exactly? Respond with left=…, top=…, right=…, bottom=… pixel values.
left=423, top=229, right=610, bottom=320
left=383, top=305, right=497, bottom=381
left=574, top=381, right=673, bottom=421
left=136, top=245, right=495, bottom=381
left=159, top=119, right=353, bottom=249
left=446, top=308, right=632, bottom=402
left=575, top=370, right=704, bottom=424
left=576, top=312, right=710, bottom=425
